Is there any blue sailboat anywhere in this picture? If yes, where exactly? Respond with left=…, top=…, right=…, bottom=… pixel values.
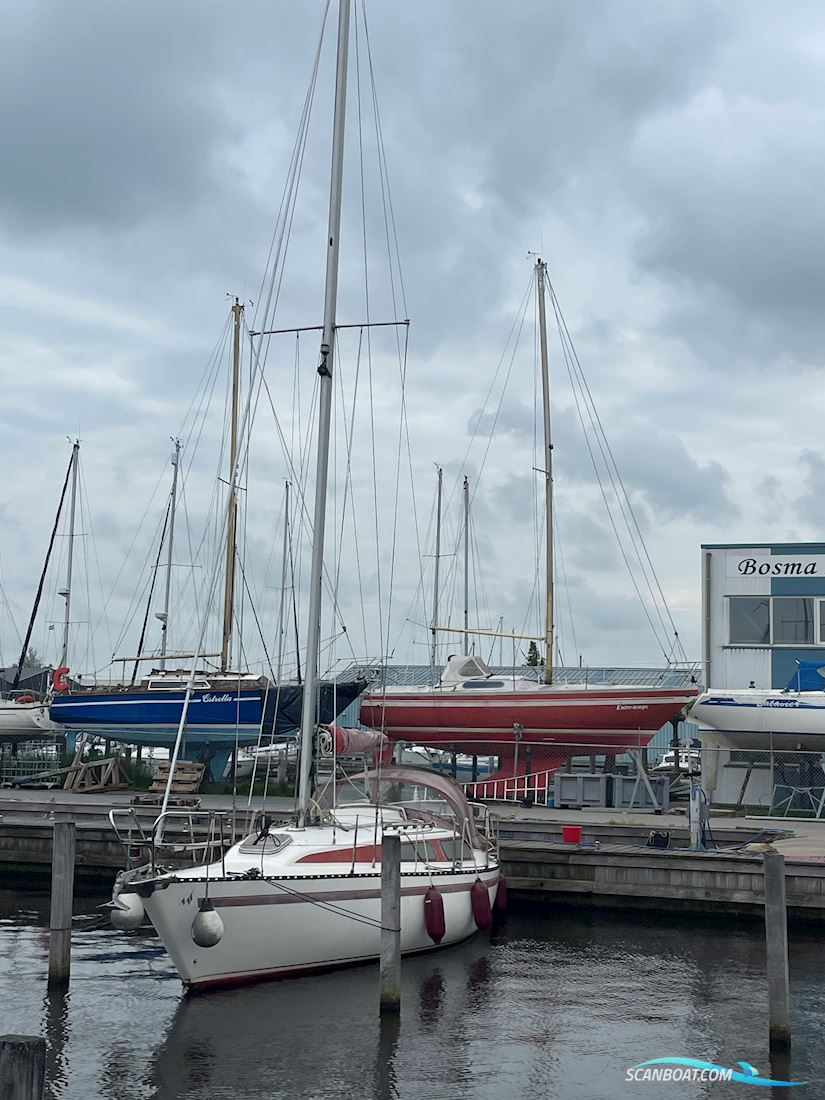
left=49, top=305, right=364, bottom=779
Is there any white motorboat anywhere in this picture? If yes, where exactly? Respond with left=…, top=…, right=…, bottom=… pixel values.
left=111, top=767, right=500, bottom=991
left=692, top=661, right=825, bottom=750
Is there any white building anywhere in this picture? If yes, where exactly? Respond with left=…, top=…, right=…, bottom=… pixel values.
left=700, top=541, right=825, bottom=806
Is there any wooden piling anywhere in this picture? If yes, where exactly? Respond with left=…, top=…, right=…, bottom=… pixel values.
left=763, top=850, right=791, bottom=1050
left=0, top=1035, right=45, bottom=1100
left=380, top=832, right=401, bottom=1014
left=48, top=817, right=76, bottom=987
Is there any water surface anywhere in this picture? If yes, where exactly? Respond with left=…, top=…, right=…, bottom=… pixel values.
left=1, top=890, right=822, bottom=1098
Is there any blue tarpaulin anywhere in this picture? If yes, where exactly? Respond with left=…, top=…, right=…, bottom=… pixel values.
left=786, top=660, right=825, bottom=691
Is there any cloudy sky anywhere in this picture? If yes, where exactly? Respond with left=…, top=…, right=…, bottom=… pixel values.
left=0, top=0, right=821, bottom=679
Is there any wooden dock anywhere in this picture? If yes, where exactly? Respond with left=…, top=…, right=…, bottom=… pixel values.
left=500, top=840, right=825, bottom=922
left=4, top=787, right=825, bottom=921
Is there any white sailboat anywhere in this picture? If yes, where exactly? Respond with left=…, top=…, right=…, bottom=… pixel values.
left=0, top=442, right=79, bottom=741
left=108, top=0, right=500, bottom=991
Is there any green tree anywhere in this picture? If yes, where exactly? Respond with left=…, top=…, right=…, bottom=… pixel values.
left=24, top=647, right=45, bottom=668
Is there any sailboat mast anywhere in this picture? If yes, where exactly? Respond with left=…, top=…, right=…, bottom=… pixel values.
left=430, top=465, right=443, bottom=674
left=296, top=0, right=352, bottom=827
left=536, top=260, right=554, bottom=684
left=159, top=439, right=181, bottom=671
left=463, top=474, right=469, bottom=650
left=221, top=298, right=243, bottom=672
left=276, top=481, right=290, bottom=683
left=59, top=440, right=80, bottom=670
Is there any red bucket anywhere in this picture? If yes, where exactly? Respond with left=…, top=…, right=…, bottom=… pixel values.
left=561, top=825, right=582, bottom=844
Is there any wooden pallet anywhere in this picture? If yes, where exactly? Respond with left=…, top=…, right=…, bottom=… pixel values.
left=131, top=760, right=205, bottom=806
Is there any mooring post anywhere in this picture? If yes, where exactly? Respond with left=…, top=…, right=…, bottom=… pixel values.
left=0, top=1035, right=46, bottom=1100
left=380, top=832, right=401, bottom=1014
left=763, top=850, right=791, bottom=1050
left=48, top=815, right=76, bottom=987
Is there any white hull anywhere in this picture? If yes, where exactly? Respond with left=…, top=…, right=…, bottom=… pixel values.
left=138, top=862, right=499, bottom=990
left=0, top=701, right=61, bottom=738
left=693, top=689, right=825, bottom=750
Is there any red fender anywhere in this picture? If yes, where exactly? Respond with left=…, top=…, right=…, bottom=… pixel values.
left=494, top=875, right=508, bottom=913
left=52, top=666, right=70, bottom=693
left=470, top=878, right=493, bottom=932
left=423, top=885, right=445, bottom=944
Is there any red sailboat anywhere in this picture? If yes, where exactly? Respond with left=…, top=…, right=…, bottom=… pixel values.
left=361, top=261, right=697, bottom=793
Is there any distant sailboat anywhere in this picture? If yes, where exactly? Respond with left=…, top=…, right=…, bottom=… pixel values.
left=49, top=307, right=362, bottom=779
left=0, top=442, right=79, bottom=741
left=360, top=261, right=696, bottom=791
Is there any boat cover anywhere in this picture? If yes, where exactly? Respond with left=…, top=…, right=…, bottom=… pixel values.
left=786, top=661, right=825, bottom=692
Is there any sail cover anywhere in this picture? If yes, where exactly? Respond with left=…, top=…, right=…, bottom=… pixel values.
left=786, top=660, right=825, bottom=692
left=260, top=678, right=365, bottom=739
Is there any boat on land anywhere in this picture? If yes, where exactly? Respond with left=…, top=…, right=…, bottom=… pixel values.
left=108, top=0, right=499, bottom=989
left=360, top=259, right=697, bottom=791
left=48, top=326, right=362, bottom=780
left=361, top=654, right=696, bottom=791
left=692, top=660, right=825, bottom=750
left=50, top=670, right=363, bottom=780
left=0, top=443, right=80, bottom=741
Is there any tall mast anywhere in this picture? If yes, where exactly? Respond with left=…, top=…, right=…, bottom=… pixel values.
left=158, top=439, right=181, bottom=670
left=276, top=481, right=290, bottom=683
left=296, top=0, right=351, bottom=827
left=430, top=465, right=443, bottom=674
left=12, top=447, right=74, bottom=690
left=463, top=474, right=469, bottom=651
left=221, top=298, right=243, bottom=671
left=536, top=259, right=554, bottom=684
left=59, top=440, right=80, bottom=670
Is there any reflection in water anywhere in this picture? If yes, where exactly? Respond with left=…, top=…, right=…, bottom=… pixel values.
left=418, top=969, right=444, bottom=1028
left=1, top=895, right=824, bottom=1100
left=374, top=1010, right=400, bottom=1100
left=43, top=988, right=69, bottom=1100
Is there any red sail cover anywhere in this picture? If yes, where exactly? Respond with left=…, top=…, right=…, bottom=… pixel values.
left=318, top=724, right=388, bottom=757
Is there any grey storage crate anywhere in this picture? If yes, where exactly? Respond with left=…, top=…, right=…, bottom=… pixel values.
left=553, top=773, right=611, bottom=809
left=611, top=774, right=670, bottom=812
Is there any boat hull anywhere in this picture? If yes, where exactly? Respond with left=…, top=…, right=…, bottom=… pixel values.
left=693, top=690, right=825, bottom=750
left=49, top=680, right=363, bottom=748
left=137, top=866, right=499, bottom=991
left=360, top=686, right=695, bottom=752
left=0, top=701, right=61, bottom=739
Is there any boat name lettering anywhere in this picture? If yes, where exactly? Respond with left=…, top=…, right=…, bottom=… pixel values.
left=202, top=693, right=233, bottom=703
left=761, top=699, right=800, bottom=709
left=738, top=557, right=818, bottom=577
left=616, top=704, right=648, bottom=711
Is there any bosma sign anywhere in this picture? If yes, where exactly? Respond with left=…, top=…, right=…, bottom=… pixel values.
left=726, top=555, right=825, bottom=579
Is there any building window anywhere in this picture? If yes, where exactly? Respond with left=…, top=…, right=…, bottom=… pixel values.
left=729, top=597, right=770, bottom=644
left=773, top=597, right=814, bottom=644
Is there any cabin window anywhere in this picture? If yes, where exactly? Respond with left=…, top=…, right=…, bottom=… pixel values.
left=439, top=837, right=476, bottom=862
left=462, top=680, right=505, bottom=689
left=146, top=678, right=211, bottom=692
left=399, top=838, right=441, bottom=863
left=728, top=597, right=770, bottom=645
